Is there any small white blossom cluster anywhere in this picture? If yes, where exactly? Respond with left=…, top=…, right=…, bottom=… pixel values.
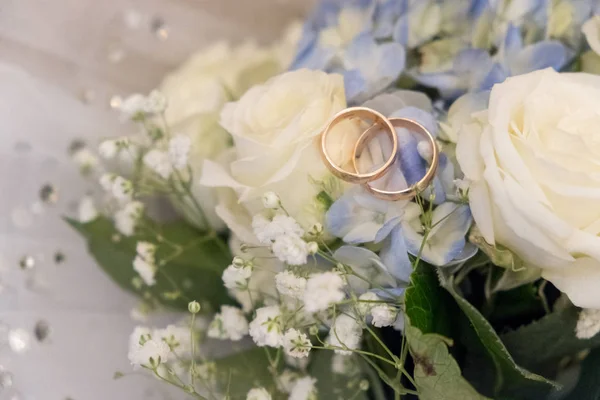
left=249, top=306, right=284, bottom=347
left=275, top=270, right=307, bottom=299
left=576, top=308, right=600, bottom=339
left=246, top=387, right=272, bottom=400
left=128, top=324, right=191, bottom=368
left=114, top=201, right=144, bottom=236
left=143, top=135, right=191, bottom=179
left=222, top=257, right=253, bottom=290
left=251, top=212, right=317, bottom=266
left=327, top=314, right=363, bottom=355
left=99, top=137, right=131, bottom=159
left=100, top=174, right=134, bottom=202
left=358, top=292, right=399, bottom=328
left=120, top=90, right=168, bottom=118
left=133, top=242, right=157, bottom=286
left=303, top=272, right=346, bottom=313
left=207, top=305, right=249, bottom=341
left=78, top=195, right=98, bottom=223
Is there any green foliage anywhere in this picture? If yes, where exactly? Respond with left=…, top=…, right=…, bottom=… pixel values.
left=404, top=262, right=489, bottom=399
left=405, top=325, right=491, bottom=400
left=501, top=304, right=600, bottom=372
left=212, top=347, right=274, bottom=399
left=65, top=216, right=232, bottom=311
left=564, top=348, right=600, bottom=400
left=441, top=275, right=559, bottom=398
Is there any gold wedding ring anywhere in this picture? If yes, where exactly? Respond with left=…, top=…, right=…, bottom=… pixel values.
left=352, top=117, right=439, bottom=201
left=320, top=107, right=398, bottom=184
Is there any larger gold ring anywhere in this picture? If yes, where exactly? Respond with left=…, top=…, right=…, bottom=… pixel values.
left=352, top=117, right=439, bottom=201
left=320, top=107, right=398, bottom=184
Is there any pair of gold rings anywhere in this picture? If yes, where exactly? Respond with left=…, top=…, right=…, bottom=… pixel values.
left=319, top=107, right=439, bottom=201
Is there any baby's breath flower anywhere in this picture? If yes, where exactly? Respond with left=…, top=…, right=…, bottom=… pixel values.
left=262, top=191, right=281, bottom=209
left=272, top=235, right=309, bottom=265
left=303, top=272, right=346, bottom=313
left=168, top=135, right=191, bottom=170
left=127, top=327, right=170, bottom=368
left=143, top=149, right=172, bottom=179
left=357, top=292, right=380, bottom=317
left=283, top=329, right=311, bottom=358
left=145, top=90, right=168, bottom=114
left=327, top=314, right=362, bottom=355
left=100, top=173, right=115, bottom=191
left=222, top=263, right=253, bottom=289
left=289, top=376, right=317, bottom=400
left=371, top=304, right=398, bottom=328
left=207, top=306, right=248, bottom=341
left=99, top=139, right=118, bottom=159
left=308, top=222, right=323, bottom=237
left=576, top=308, right=600, bottom=339
left=249, top=306, right=283, bottom=347
left=78, top=195, right=98, bottom=223
left=120, top=94, right=147, bottom=118
left=246, top=387, right=272, bottom=400
left=153, top=325, right=191, bottom=359
left=72, top=148, right=99, bottom=173
left=111, top=176, right=134, bottom=201
left=133, top=255, right=156, bottom=286
left=275, top=271, right=307, bottom=299
left=114, top=201, right=144, bottom=236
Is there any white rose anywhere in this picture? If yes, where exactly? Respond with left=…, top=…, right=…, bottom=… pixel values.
left=200, top=69, right=347, bottom=231
left=159, top=40, right=293, bottom=230
left=453, top=68, right=600, bottom=309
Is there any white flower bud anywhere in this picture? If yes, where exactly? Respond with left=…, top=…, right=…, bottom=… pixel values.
left=307, top=241, right=319, bottom=255
left=188, top=301, right=201, bottom=314
left=262, top=191, right=280, bottom=209
left=232, top=256, right=246, bottom=268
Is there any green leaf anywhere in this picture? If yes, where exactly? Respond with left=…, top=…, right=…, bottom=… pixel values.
left=564, top=348, right=600, bottom=400
left=501, top=305, right=600, bottom=372
left=405, top=263, right=488, bottom=399
left=441, top=275, right=559, bottom=398
left=65, top=216, right=232, bottom=311
left=404, top=261, right=454, bottom=336
left=211, top=347, right=274, bottom=399
left=406, top=325, right=491, bottom=400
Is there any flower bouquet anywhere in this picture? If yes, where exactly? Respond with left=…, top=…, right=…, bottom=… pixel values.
left=68, top=0, right=600, bottom=399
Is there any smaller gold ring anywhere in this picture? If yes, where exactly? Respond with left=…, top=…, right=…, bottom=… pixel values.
left=352, top=117, right=439, bottom=201
left=320, top=107, right=398, bottom=184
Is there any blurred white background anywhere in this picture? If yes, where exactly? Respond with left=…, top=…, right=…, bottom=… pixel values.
left=0, top=1, right=312, bottom=399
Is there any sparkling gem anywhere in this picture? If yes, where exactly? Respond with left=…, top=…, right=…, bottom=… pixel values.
left=110, top=95, right=122, bottom=109
left=34, top=320, right=50, bottom=342
left=150, top=17, right=169, bottom=41
left=0, top=370, right=13, bottom=388
left=8, top=328, right=30, bottom=353
left=39, top=184, right=58, bottom=204
left=19, top=256, right=35, bottom=270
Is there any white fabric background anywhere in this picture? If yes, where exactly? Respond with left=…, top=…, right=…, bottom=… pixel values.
left=0, top=1, right=311, bottom=399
